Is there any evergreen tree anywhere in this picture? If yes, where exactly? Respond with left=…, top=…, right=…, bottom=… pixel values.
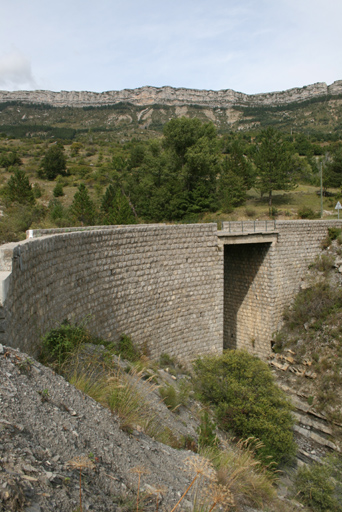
left=325, top=149, right=342, bottom=190
left=70, top=183, right=95, bottom=225
left=253, top=128, right=296, bottom=206
left=225, top=140, right=255, bottom=190
left=3, top=168, right=35, bottom=205
left=217, top=167, right=246, bottom=213
left=39, top=145, right=67, bottom=180
left=53, top=182, right=64, bottom=197
left=100, top=184, right=136, bottom=225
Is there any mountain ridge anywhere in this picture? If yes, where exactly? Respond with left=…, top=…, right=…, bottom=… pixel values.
left=1, top=80, right=342, bottom=108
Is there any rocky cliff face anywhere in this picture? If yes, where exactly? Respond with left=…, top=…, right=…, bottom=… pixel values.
left=1, top=81, right=342, bottom=108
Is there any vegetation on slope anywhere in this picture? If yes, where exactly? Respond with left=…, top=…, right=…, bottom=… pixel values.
left=1, top=115, right=342, bottom=243
left=274, top=230, right=342, bottom=426
left=37, top=319, right=304, bottom=511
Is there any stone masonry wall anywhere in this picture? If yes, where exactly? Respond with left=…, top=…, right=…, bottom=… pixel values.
left=224, top=242, right=276, bottom=359
left=1, top=224, right=223, bottom=361
left=272, top=220, right=342, bottom=330
left=222, top=220, right=342, bottom=359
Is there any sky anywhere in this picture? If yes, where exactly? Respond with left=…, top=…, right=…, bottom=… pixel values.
left=0, top=0, right=341, bottom=95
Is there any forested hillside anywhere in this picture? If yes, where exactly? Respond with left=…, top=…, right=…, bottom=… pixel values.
left=0, top=94, right=342, bottom=242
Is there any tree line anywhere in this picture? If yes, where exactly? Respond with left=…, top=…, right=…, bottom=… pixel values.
left=1, top=117, right=342, bottom=237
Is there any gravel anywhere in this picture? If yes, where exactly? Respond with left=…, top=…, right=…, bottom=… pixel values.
left=0, top=345, right=199, bottom=512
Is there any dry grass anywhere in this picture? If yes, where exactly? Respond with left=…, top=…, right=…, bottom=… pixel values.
left=200, top=439, right=278, bottom=511
left=66, top=351, right=181, bottom=446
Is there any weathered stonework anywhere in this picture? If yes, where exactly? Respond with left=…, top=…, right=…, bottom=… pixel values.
left=0, top=220, right=341, bottom=362
left=0, top=224, right=223, bottom=361
left=221, top=220, right=342, bottom=359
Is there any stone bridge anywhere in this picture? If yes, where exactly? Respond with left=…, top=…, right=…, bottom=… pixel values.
left=0, top=220, right=340, bottom=361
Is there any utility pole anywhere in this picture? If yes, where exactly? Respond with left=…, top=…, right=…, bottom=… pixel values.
left=320, top=161, right=323, bottom=219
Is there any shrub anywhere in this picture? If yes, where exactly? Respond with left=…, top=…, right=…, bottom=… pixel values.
left=70, top=183, right=96, bottom=225
left=32, top=183, right=42, bottom=198
left=197, top=410, right=218, bottom=448
left=328, top=227, right=342, bottom=240
left=310, top=253, right=335, bottom=272
left=0, top=203, right=46, bottom=244
left=2, top=168, right=35, bottom=205
left=294, top=460, right=342, bottom=511
left=39, top=145, right=67, bottom=180
left=40, top=320, right=93, bottom=368
left=207, top=439, right=278, bottom=509
left=193, top=350, right=296, bottom=466
left=298, top=206, right=319, bottom=219
left=287, top=282, right=342, bottom=330
left=114, top=334, right=141, bottom=362
left=159, top=380, right=191, bottom=411
left=159, top=352, right=176, bottom=368
left=159, top=383, right=178, bottom=410
left=53, top=182, right=64, bottom=197
left=269, top=206, right=279, bottom=218
left=321, top=227, right=342, bottom=249
left=245, top=206, right=256, bottom=218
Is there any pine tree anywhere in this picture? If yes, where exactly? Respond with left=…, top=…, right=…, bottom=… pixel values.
left=53, top=182, right=64, bottom=197
left=40, top=145, right=67, bottom=180
left=100, top=184, right=136, bottom=225
left=70, top=183, right=95, bottom=225
left=253, top=128, right=296, bottom=207
left=4, top=168, right=35, bottom=205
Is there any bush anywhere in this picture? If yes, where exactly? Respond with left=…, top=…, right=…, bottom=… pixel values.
left=287, top=282, right=342, bottom=330
left=159, top=380, right=191, bottom=412
left=245, top=206, right=257, bottom=218
left=0, top=204, right=46, bottom=244
left=40, top=320, right=93, bottom=368
left=294, top=460, right=342, bottom=511
left=39, top=145, right=67, bottom=180
left=328, top=227, right=342, bottom=240
left=159, top=384, right=178, bottom=410
left=269, top=206, right=279, bottom=218
left=193, top=350, right=296, bottom=466
left=1, top=168, right=35, bottom=205
left=32, top=183, right=42, bottom=198
left=53, top=182, right=64, bottom=197
left=197, top=410, right=218, bottom=448
left=159, top=353, right=177, bottom=368
left=321, top=227, right=342, bottom=249
left=298, top=206, right=319, bottom=219
left=310, top=253, right=335, bottom=272
left=114, top=334, right=141, bottom=362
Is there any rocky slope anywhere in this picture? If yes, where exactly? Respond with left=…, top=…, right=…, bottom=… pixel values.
left=0, top=344, right=198, bottom=512
left=269, top=239, right=342, bottom=466
left=1, top=342, right=307, bottom=512
left=0, top=81, right=342, bottom=108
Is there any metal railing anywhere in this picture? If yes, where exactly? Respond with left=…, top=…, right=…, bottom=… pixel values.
left=221, top=220, right=277, bottom=234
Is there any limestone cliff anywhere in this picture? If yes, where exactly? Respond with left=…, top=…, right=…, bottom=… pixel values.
left=0, top=81, right=341, bottom=108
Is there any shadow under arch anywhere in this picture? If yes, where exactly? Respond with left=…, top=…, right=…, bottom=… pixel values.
left=224, top=241, right=274, bottom=357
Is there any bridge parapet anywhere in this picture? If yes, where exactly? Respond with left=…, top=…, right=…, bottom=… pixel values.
left=222, top=220, right=277, bottom=233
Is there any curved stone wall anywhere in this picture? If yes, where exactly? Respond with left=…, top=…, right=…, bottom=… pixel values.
left=1, top=224, right=223, bottom=360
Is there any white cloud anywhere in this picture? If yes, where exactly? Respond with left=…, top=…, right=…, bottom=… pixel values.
left=0, top=50, right=37, bottom=90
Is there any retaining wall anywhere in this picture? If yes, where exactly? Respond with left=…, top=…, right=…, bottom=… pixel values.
left=0, top=224, right=223, bottom=360
left=221, top=220, right=342, bottom=358
left=1, top=220, right=341, bottom=362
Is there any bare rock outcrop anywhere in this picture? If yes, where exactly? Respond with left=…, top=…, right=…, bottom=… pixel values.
left=0, top=81, right=341, bottom=109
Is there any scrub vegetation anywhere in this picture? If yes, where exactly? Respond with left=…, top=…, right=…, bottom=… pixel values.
left=37, top=319, right=301, bottom=511
left=1, top=108, right=342, bottom=243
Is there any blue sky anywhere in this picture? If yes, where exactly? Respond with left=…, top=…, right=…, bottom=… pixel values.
left=0, top=0, right=340, bottom=94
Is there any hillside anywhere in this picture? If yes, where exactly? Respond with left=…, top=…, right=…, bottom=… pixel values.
left=1, top=341, right=304, bottom=512
left=1, top=81, right=342, bottom=139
